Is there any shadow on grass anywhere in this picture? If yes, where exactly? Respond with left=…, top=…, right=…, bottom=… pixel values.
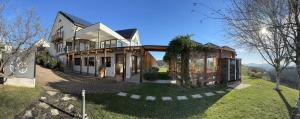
left=43, top=68, right=229, bottom=118
left=82, top=84, right=229, bottom=118
left=276, top=90, right=294, bottom=118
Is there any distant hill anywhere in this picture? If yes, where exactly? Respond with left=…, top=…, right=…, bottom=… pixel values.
left=244, top=63, right=273, bottom=71
left=156, top=60, right=168, bottom=67
left=268, top=66, right=299, bottom=89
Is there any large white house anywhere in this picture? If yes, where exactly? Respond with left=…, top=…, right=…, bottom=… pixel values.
left=49, top=11, right=158, bottom=83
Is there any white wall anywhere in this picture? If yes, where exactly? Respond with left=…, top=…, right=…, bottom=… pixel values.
left=73, top=53, right=116, bottom=77
left=126, top=53, right=132, bottom=78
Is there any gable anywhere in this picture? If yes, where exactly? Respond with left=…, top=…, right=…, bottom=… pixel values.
left=49, top=13, right=78, bottom=41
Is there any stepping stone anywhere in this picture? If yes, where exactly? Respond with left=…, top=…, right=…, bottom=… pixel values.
left=40, top=96, right=46, bottom=100
left=191, top=94, right=203, bottom=99
left=130, top=94, right=141, bottom=99
left=146, top=96, right=156, bottom=101
left=38, top=102, right=49, bottom=109
left=162, top=96, right=172, bottom=101
left=66, top=104, right=74, bottom=111
left=117, top=92, right=127, bottom=97
left=204, top=92, right=215, bottom=96
left=50, top=109, right=59, bottom=116
left=226, top=88, right=233, bottom=91
left=62, top=95, right=72, bottom=101
left=177, top=96, right=188, bottom=100
left=23, top=110, right=32, bottom=118
left=216, top=90, right=226, bottom=94
left=46, top=91, right=57, bottom=96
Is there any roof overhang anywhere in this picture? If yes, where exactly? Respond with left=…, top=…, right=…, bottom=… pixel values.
left=76, top=23, right=129, bottom=44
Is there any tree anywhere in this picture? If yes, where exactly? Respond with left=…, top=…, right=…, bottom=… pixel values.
left=163, top=35, right=198, bottom=87
left=220, top=0, right=291, bottom=90
left=0, top=1, right=44, bottom=77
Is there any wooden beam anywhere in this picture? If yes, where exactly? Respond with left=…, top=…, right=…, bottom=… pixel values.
left=94, top=51, right=97, bottom=77
left=80, top=53, right=82, bottom=74
left=104, top=48, right=107, bottom=78
left=87, top=52, right=89, bottom=75
left=140, top=48, right=144, bottom=83
left=204, top=51, right=207, bottom=80
left=123, top=49, right=126, bottom=81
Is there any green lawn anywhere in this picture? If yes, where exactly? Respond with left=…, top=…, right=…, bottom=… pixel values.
left=158, top=67, right=171, bottom=80
left=0, top=85, right=42, bottom=119
left=80, top=77, right=298, bottom=119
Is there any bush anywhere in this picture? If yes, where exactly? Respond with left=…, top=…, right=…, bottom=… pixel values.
left=143, top=67, right=159, bottom=81
left=36, top=49, right=61, bottom=70
left=248, top=71, right=263, bottom=79
left=48, top=58, right=59, bottom=69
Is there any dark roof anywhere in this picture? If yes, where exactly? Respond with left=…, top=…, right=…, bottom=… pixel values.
left=59, top=11, right=92, bottom=28
left=204, top=43, right=220, bottom=48
left=115, top=28, right=137, bottom=39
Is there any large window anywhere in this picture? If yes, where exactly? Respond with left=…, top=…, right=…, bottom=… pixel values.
left=101, top=57, right=111, bottom=67
left=100, top=41, right=105, bottom=48
left=111, top=40, right=116, bottom=47
left=75, top=58, right=81, bottom=65
left=105, top=41, right=110, bottom=48
left=117, top=40, right=123, bottom=47
left=56, top=42, right=63, bottom=53
left=89, top=57, right=95, bottom=66
left=207, top=58, right=217, bottom=73
left=84, top=57, right=88, bottom=66
left=190, top=59, right=205, bottom=73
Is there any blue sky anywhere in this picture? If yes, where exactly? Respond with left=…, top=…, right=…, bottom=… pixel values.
left=4, top=0, right=264, bottom=64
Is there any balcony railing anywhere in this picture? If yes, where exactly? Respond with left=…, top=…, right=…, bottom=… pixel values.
left=51, top=31, right=64, bottom=42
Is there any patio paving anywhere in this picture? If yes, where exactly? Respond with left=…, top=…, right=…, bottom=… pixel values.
left=177, top=96, right=188, bottom=100
left=117, top=92, right=128, bottom=97
left=215, top=90, right=226, bottom=94
left=130, top=94, right=141, bottom=99
left=204, top=92, right=215, bottom=96
left=191, top=94, right=203, bottom=99
left=162, top=96, right=172, bottom=101
left=36, top=65, right=138, bottom=94
left=146, top=96, right=156, bottom=101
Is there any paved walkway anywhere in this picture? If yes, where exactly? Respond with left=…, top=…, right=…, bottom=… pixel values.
left=116, top=88, right=235, bottom=101
left=36, top=65, right=137, bottom=94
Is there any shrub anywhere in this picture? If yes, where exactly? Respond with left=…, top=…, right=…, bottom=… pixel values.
left=248, top=71, right=263, bottom=79
left=143, top=67, right=159, bottom=81
left=48, top=58, right=59, bottom=69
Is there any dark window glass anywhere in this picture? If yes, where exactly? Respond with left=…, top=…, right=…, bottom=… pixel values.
left=101, top=57, right=111, bottom=67
left=75, top=58, right=81, bottom=65
left=89, top=57, right=95, bottom=66
left=84, top=57, right=88, bottom=66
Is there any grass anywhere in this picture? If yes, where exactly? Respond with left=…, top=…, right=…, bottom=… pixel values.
left=0, top=85, right=42, bottom=119
left=158, top=67, right=171, bottom=80
left=77, top=76, right=298, bottom=119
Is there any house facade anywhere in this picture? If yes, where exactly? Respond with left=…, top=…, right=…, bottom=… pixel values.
left=49, top=11, right=241, bottom=84
left=49, top=11, right=157, bottom=82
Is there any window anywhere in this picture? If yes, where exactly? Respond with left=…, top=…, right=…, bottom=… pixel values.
left=100, top=41, right=105, bottom=48
left=75, top=58, right=81, bottom=65
left=117, top=40, right=123, bottom=47
left=57, top=26, right=63, bottom=37
left=101, top=57, right=111, bottom=67
left=90, top=41, right=96, bottom=49
left=207, top=58, right=217, bottom=72
left=111, top=40, right=116, bottom=47
left=89, top=57, right=95, bottom=66
left=105, top=40, right=110, bottom=48
left=56, top=42, right=63, bottom=53
left=84, top=57, right=88, bottom=66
